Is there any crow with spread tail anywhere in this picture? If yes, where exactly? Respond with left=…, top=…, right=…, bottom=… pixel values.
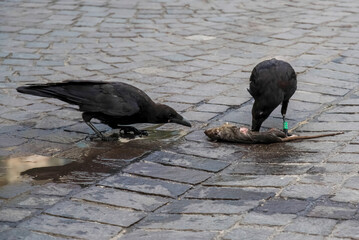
left=248, top=59, right=297, bottom=135
left=17, top=81, right=191, bottom=140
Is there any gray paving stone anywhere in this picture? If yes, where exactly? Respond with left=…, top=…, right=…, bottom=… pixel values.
left=222, top=226, right=275, bottom=240
left=204, top=174, right=295, bottom=187
left=9, top=195, right=62, bottom=209
left=46, top=200, right=145, bottom=227
left=343, top=176, right=359, bottom=190
left=165, top=95, right=204, bottom=104
left=142, top=151, right=230, bottom=172
left=273, top=232, right=324, bottom=240
left=50, top=30, right=81, bottom=37
left=331, top=188, right=359, bottom=203
left=242, top=212, right=295, bottom=226
left=281, top=184, right=332, bottom=199
left=19, top=215, right=122, bottom=240
left=256, top=198, right=308, bottom=214
left=0, top=224, right=11, bottom=233
left=160, top=54, right=192, bottom=62
left=174, top=141, right=238, bottom=159
left=0, top=182, right=32, bottom=199
left=196, top=103, right=230, bottom=113
left=187, top=74, right=218, bottom=83
left=284, top=141, right=340, bottom=152
left=226, top=163, right=312, bottom=175
left=117, top=229, right=216, bottom=240
left=35, top=116, right=78, bottom=129
left=299, top=175, right=343, bottom=187
left=32, top=183, right=80, bottom=196
left=19, top=28, right=51, bottom=35
left=325, top=238, right=351, bottom=240
left=124, top=162, right=211, bottom=184
left=0, top=229, right=66, bottom=240
left=0, top=135, right=27, bottom=148
left=240, top=151, right=327, bottom=164
left=182, top=111, right=218, bottom=122
left=307, top=205, right=357, bottom=220
left=99, top=173, right=191, bottom=198
left=139, top=214, right=239, bottom=231
left=0, top=208, right=36, bottom=222
left=340, top=144, right=359, bottom=153
left=1, top=111, right=36, bottom=122
left=2, top=59, right=34, bottom=66
left=333, top=220, right=359, bottom=239
left=159, top=199, right=258, bottom=214
left=0, top=26, right=23, bottom=32
left=307, top=163, right=359, bottom=174
left=11, top=53, right=41, bottom=60
left=331, top=150, right=359, bottom=161
left=284, top=217, right=337, bottom=235
left=185, top=186, right=276, bottom=200
left=74, top=186, right=168, bottom=211
left=208, top=96, right=251, bottom=106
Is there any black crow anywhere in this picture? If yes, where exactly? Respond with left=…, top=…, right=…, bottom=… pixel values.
left=17, top=81, right=191, bottom=140
left=247, top=59, right=297, bottom=135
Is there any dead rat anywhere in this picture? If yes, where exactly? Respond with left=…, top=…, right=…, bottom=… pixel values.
left=204, top=123, right=343, bottom=144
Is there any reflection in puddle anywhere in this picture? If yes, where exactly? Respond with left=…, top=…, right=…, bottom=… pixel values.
left=0, top=155, right=73, bottom=187
left=1, top=129, right=187, bottom=187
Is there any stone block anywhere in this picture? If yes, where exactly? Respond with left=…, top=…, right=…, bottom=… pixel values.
left=124, top=162, right=211, bottom=184
left=284, top=217, right=337, bottom=235
left=281, top=184, right=332, bottom=199
left=331, top=188, right=359, bottom=203
left=74, top=186, right=168, bottom=211
left=46, top=200, right=145, bottom=227
left=159, top=199, right=258, bottom=214
left=223, top=226, right=275, bottom=240
left=242, top=212, right=296, bottom=226
left=20, top=215, right=122, bottom=240
left=273, top=232, right=324, bottom=240
left=333, top=220, right=359, bottom=238
left=116, top=230, right=216, bottom=240
left=204, top=174, right=295, bottom=187
left=307, top=205, right=357, bottom=220
left=0, top=208, right=35, bottom=222
left=143, top=151, right=230, bottom=172
left=185, top=186, right=276, bottom=200
left=139, top=214, right=239, bottom=231
left=99, top=173, right=191, bottom=198
left=256, top=198, right=308, bottom=214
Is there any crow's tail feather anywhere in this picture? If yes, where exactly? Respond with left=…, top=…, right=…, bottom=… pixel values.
left=16, top=84, right=84, bottom=105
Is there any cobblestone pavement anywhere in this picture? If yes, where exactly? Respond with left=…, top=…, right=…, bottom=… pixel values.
left=1, top=0, right=359, bottom=239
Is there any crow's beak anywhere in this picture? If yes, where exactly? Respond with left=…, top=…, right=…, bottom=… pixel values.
left=170, top=117, right=192, bottom=127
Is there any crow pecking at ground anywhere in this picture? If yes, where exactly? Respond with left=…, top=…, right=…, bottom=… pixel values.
left=247, top=59, right=297, bottom=135
left=17, top=80, right=191, bottom=141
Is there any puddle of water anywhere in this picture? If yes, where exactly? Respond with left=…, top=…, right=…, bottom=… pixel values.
left=0, top=155, right=73, bottom=187
left=1, top=128, right=188, bottom=187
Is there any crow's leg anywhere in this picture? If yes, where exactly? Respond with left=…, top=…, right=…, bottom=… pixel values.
left=82, top=113, right=118, bottom=141
left=117, top=126, right=148, bottom=137
left=281, top=100, right=291, bottom=136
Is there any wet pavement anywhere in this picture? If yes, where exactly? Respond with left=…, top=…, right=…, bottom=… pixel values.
left=1, top=0, right=359, bottom=239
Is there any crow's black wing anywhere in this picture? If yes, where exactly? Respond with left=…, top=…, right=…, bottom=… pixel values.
left=248, top=59, right=296, bottom=100
left=17, top=81, right=144, bottom=117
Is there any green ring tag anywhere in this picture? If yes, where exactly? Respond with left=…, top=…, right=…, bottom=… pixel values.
left=283, top=121, right=288, bottom=130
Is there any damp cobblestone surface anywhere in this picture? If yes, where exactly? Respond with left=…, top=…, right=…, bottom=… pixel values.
left=1, top=0, right=359, bottom=239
